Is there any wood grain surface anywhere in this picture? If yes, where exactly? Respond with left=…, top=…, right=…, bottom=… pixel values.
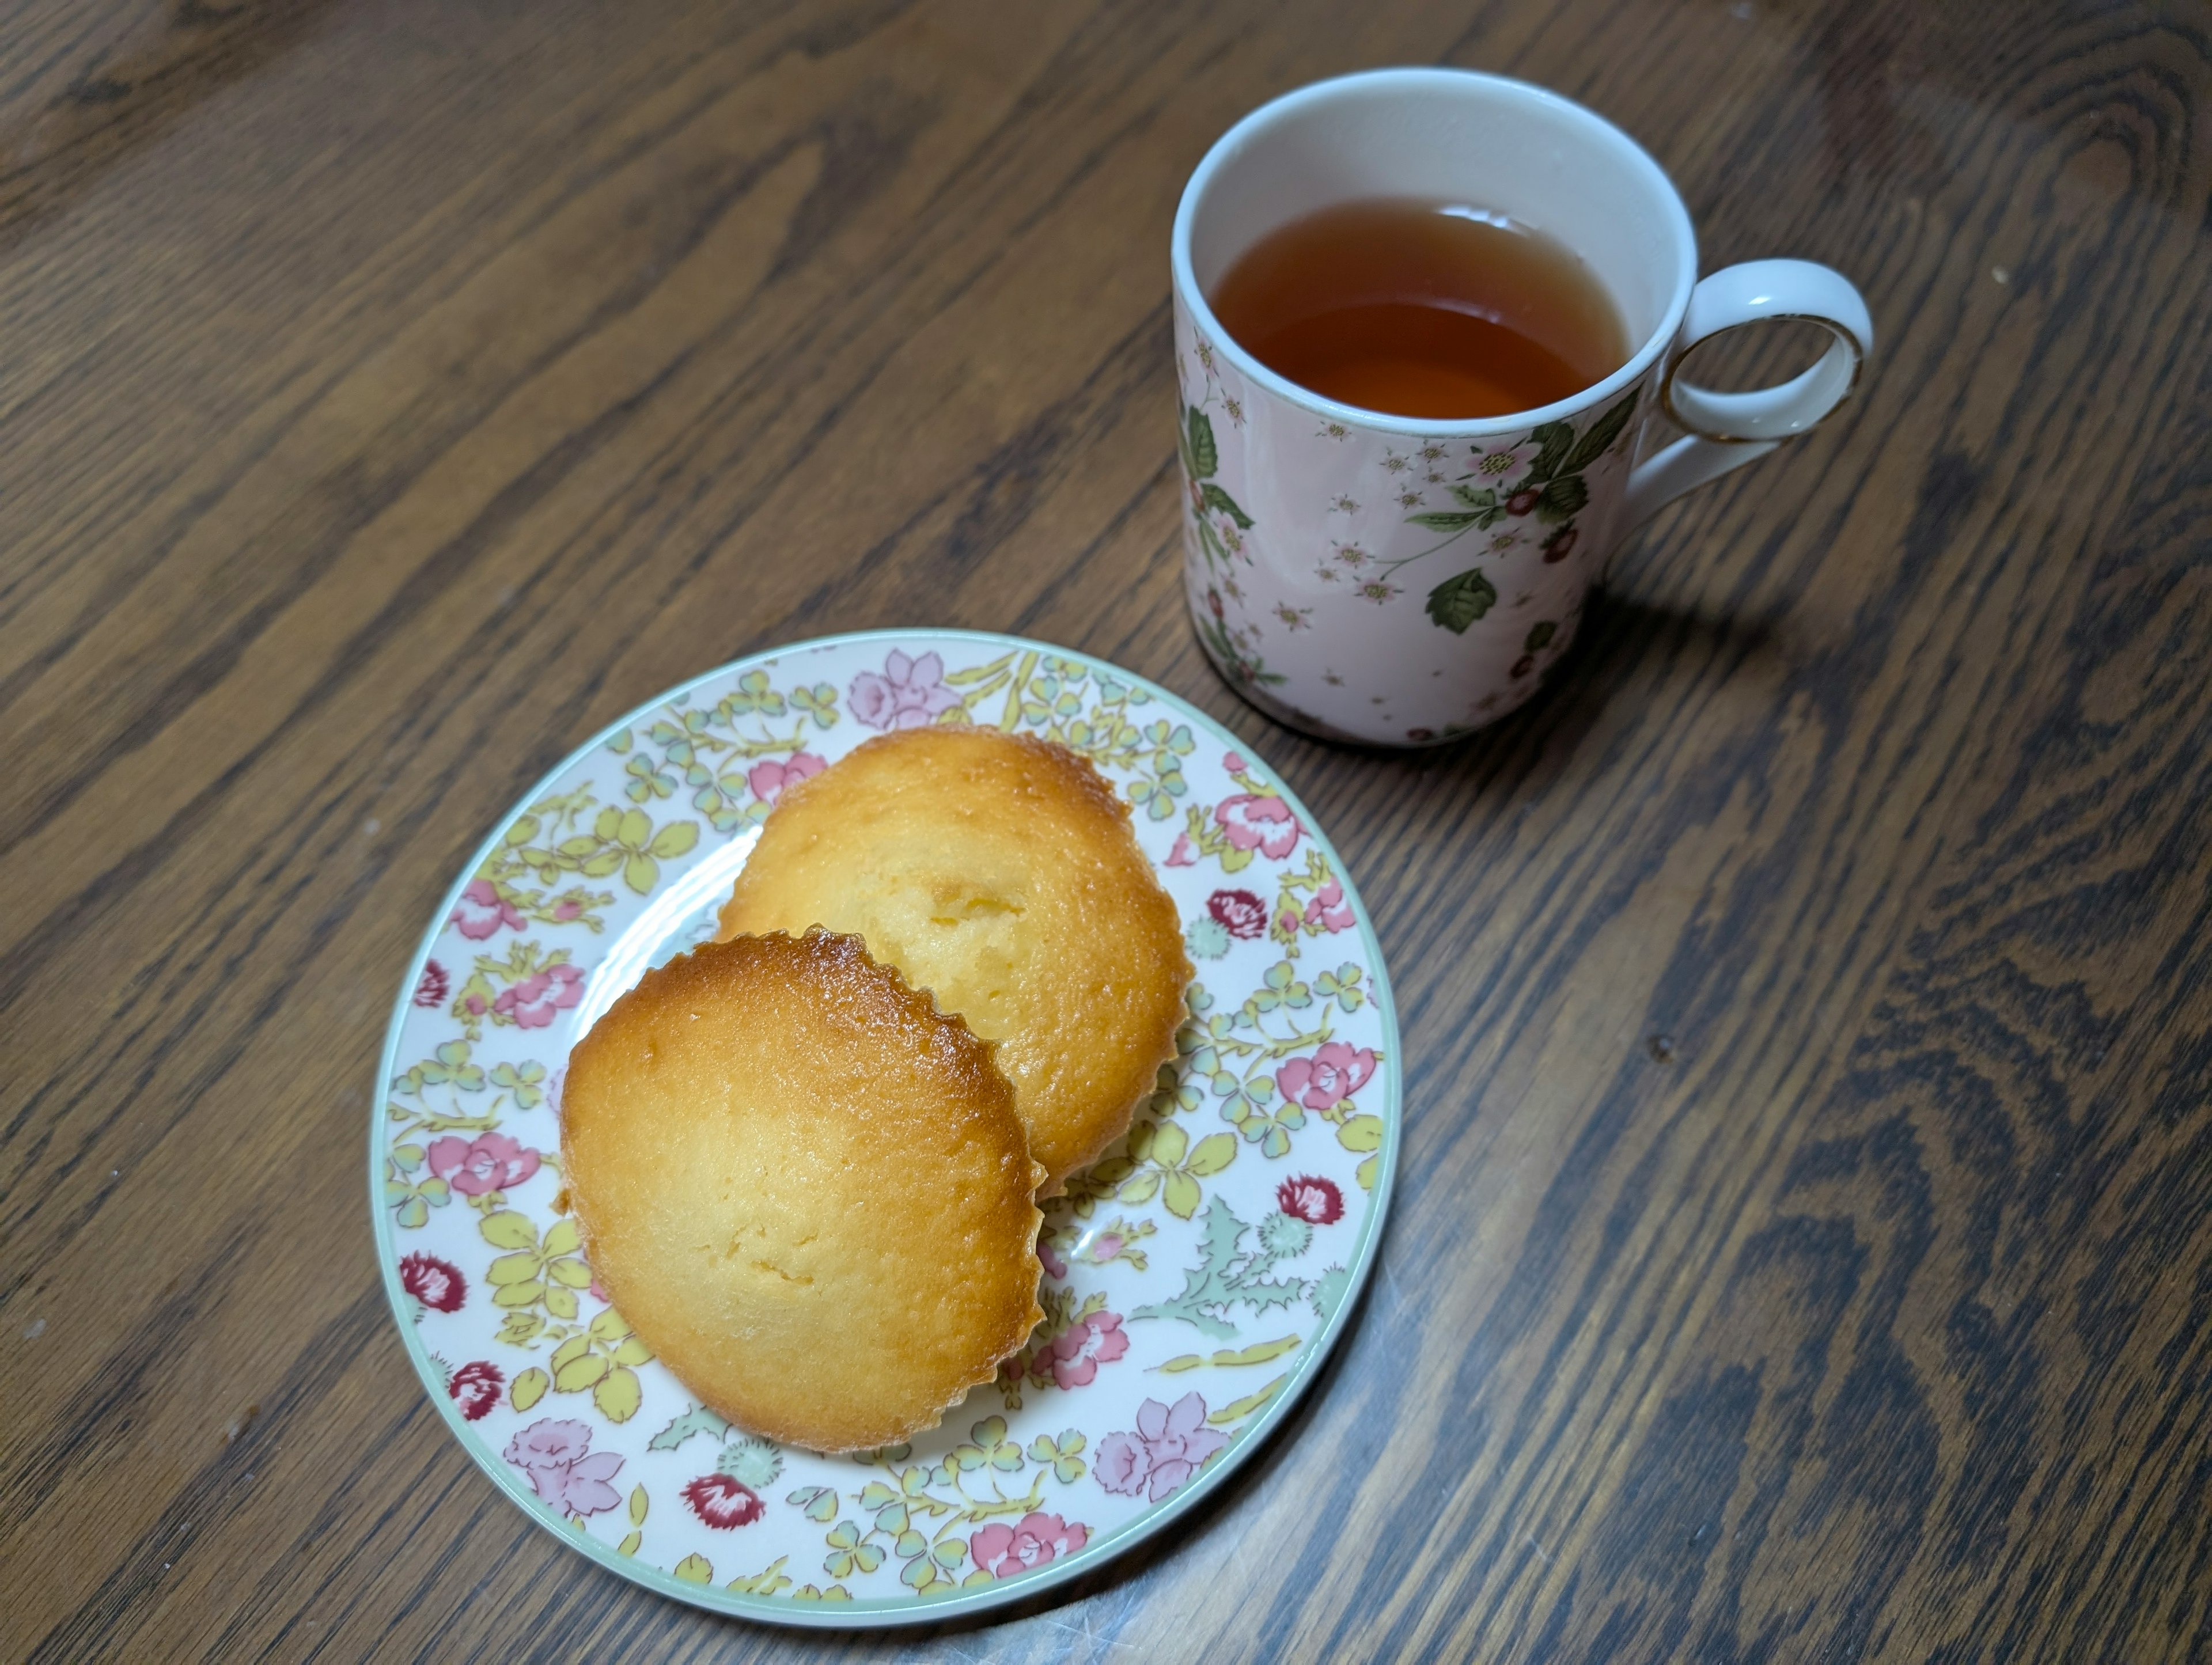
left=4, top=0, right=2210, bottom=1659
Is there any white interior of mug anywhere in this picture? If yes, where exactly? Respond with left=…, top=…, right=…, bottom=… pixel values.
left=1173, top=67, right=1700, bottom=436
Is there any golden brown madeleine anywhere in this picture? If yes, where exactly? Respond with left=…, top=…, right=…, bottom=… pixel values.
left=562, top=931, right=1044, bottom=1454
left=718, top=727, right=1193, bottom=1192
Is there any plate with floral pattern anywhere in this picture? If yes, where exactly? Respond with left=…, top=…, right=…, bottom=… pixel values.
left=373, top=628, right=1399, bottom=1626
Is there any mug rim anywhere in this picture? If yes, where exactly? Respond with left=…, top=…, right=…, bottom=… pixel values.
left=1170, top=66, right=1701, bottom=439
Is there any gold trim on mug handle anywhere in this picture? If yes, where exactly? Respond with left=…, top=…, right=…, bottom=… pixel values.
left=1624, top=259, right=1874, bottom=526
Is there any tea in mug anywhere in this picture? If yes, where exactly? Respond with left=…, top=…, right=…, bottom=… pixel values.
left=1207, top=198, right=1630, bottom=420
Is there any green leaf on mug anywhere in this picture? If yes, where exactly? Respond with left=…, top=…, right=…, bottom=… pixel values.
left=1425, top=568, right=1497, bottom=633
left=1526, top=420, right=1577, bottom=484
left=1199, top=483, right=1252, bottom=528
left=1525, top=621, right=1557, bottom=652
left=1187, top=408, right=1219, bottom=478
left=1536, top=473, right=1589, bottom=524
left=1563, top=386, right=1641, bottom=474
left=1448, top=483, right=1499, bottom=510
left=1406, top=511, right=1485, bottom=532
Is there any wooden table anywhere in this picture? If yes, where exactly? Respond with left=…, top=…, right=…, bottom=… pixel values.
left=6, top=1, right=2210, bottom=1659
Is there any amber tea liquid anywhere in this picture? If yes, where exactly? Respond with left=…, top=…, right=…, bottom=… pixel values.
left=1208, top=199, right=1630, bottom=420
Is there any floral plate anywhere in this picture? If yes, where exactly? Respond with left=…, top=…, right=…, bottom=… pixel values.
left=372, top=629, right=1399, bottom=1626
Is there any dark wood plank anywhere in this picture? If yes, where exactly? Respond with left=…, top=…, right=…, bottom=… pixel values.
left=2, top=0, right=2209, bottom=1659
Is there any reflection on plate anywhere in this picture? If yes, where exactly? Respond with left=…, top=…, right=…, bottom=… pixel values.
left=370, top=629, right=1399, bottom=1627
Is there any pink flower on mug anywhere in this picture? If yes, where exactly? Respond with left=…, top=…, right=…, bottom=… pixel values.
left=1047, top=1309, right=1130, bottom=1390
left=412, top=960, right=450, bottom=1008
left=1277, top=1175, right=1344, bottom=1226
left=1470, top=439, right=1539, bottom=484
left=971, top=1512, right=1089, bottom=1578
left=747, top=752, right=826, bottom=805
left=682, top=1474, right=766, bottom=1529
left=503, top=1419, right=623, bottom=1517
left=1542, top=526, right=1579, bottom=564
left=450, top=878, right=524, bottom=940
left=448, top=1360, right=505, bottom=1421
left=849, top=650, right=962, bottom=731
left=1096, top=1393, right=1228, bottom=1503
left=493, top=962, right=584, bottom=1029
left=1207, top=889, right=1267, bottom=940
left=1301, top=878, right=1355, bottom=934
left=427, top=1132, right=541, bottom=1197
left=398, top=1252, right=465, bottom=1313
left=1277, top=1042, right=1377, bottom=1113
left=1215, top=794, right=1300, bottom=860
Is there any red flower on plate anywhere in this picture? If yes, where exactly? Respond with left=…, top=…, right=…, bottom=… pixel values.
left=1277, top=1042, right=1377, bottom=1113
left=1301, top=878, right=1355, bottom=934
left=1047, top=1310, right=1130, bottom=1390
left=449, top=1360, right=504, bottom=1420
left=413, top=960, right=450, bottom=1008
left=1207, top=889, right=1267, bottom=940
left=971, top=1512, right=1089, bottom=1578
left=683, top=1474, right=766, bottom=1529
left=427, top=1132, right=540, bottom=1198
left=492, top=963, right=584, bottom=1030
left=747, top=752, right=826, bottom=805
left=1215, top=794, right=1300, bottom=860
left=399, top=1253, right=465, bottom=1313
left=450, top=878, right=524, bottom=940
left=1277, top=1175, right=1344, bottom=1226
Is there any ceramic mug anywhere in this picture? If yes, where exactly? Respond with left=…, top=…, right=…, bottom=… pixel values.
left=1171, top=67, right=1873, bottom=746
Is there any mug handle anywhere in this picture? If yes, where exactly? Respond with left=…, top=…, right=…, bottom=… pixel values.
left=1622, top=259, right=1873, bottom=526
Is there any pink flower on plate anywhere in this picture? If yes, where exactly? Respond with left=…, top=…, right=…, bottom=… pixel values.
left=427, top=1132, right=541, bottom=1198
left=1037, top=1237, right=1069, bottom=1280
left=1214, top=794, right=1300, bottom=860
left=413, top=960, right=450, bottom=1008
left=683, top=1474, right=766, bottom=1529
left=450, top=879, right=524, bottom=940
left=1048, top=1310, right=1130, bottom=1390
left=1096, top=1392, right=1229, bottom=1503
left=449, top=1360, right=505, bottom=1421
left=970, top=1512, right=1090, bottom=1579
left=1165, top=832, right=1198, bottom=868
left=747, top=752, right=826, bottom=805
left=1277, top=1042, right=1378, bottom=1113
left=503, top=1419, right=623, bottom=1518
left=1223, top=750, right=1249, bottom=775
left=849, top=650, right=963, bottom=731
left=398, top=1252, right=465, bottom=1313
left=1301, top=878, right=1355, bottom=934
left=493, top=962, right=584, bottom=1029
left=1277, top=1175, right=1344, bottom=1226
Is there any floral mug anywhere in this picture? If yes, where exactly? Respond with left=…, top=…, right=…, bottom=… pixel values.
left=1171, top=68, right=1873, bottom=745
